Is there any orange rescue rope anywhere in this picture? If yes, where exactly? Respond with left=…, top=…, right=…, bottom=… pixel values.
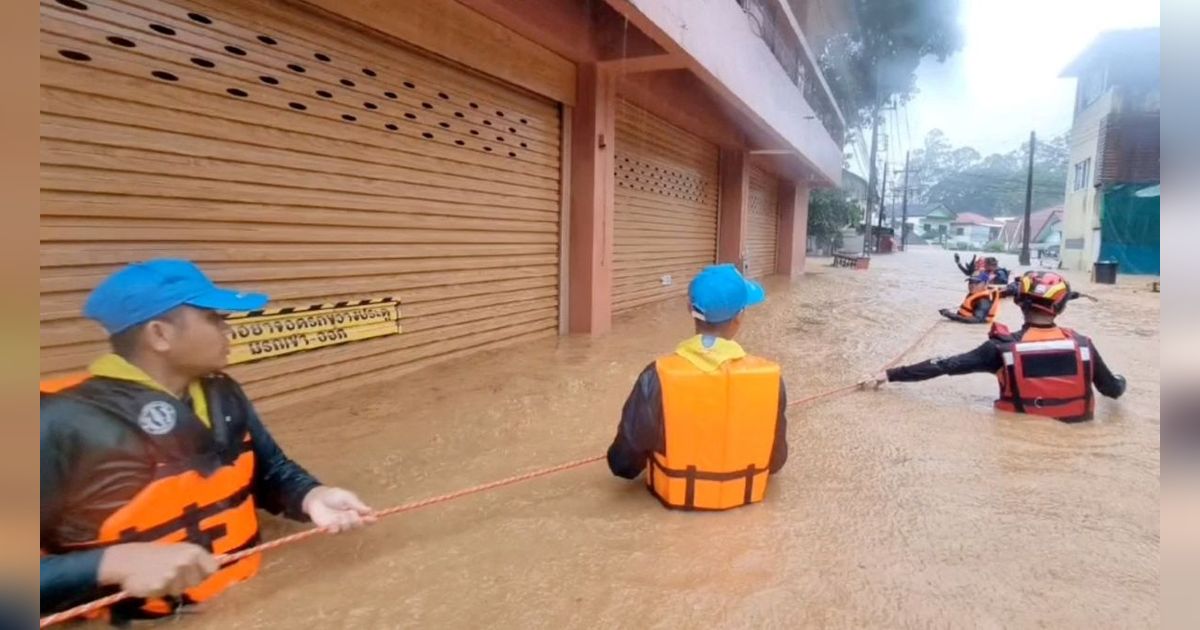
left=40, top=320, right=941, bottom=627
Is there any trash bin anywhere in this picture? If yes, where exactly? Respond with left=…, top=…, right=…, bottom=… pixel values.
left=1093, top=260, right=1119, bottom=284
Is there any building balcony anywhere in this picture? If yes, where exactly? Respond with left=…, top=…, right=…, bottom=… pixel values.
left=615, top=0, right=847, bottom=185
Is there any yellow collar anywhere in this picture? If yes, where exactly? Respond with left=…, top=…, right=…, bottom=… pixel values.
left=674, top=335, right=748, bottom=373
left=88, top=354, right=211, bottom=428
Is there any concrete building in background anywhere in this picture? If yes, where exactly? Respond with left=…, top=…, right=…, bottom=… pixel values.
left=999, top=206, right=1063, bottom=255
left=914, top=205, right=956, bottom=245
left=841, top=169, right=869, bottom=209
left=1059, top=27, right=1160, bottom=275
left=947, top=212, right=1003, bottom=249
left=39, top=0, right=851, bottom=411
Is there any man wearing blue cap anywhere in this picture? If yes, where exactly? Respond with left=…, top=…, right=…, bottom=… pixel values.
left=606, top=264, right=788, bottom=510
left=41, top=259, right=374, bottom=622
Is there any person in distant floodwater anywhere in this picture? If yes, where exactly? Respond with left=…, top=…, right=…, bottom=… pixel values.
left=862, top=271, right=1126, bottom=422
left=954, top=253, right=1010, bottom=284
left=940, top=274, right=1010, bottom=324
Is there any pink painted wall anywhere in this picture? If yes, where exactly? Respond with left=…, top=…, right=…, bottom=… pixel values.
left=776, top=182, right=811, bottom=277
left=717, top=149, right=750, bottom=271
left=568, top=64, right=617, bottom=335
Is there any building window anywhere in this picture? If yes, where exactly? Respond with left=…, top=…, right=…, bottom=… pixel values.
left=1073, top=158, right=1092, bottom=191
left=956, top=227, right=965, bottom=236
left=1077, top=68, right=1106, bottom=113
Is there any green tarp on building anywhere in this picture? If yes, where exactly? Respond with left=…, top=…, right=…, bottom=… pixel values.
left=1100, top=184, right=1160, bottom=275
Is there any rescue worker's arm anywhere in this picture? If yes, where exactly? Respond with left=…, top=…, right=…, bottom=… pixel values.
left=606, top=364, right=662, bottom=479
left=768, top=379, right=788, bottom=474
left=885, top=341, right=1003, bottom=382
left=40, top=554, right=104, bottom=614
left=241, top=399, right=323, bottom=520
left=954, top=253, right=975, bottom=276
left=1086, top=340, right=1128, bottom=399
left=233, top=381, right=372, bottom=530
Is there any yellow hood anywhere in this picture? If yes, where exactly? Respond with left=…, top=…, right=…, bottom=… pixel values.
left=673, top=335, right=747, bottom=373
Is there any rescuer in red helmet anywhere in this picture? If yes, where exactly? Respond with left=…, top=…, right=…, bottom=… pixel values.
left=862, top=271, right=1127, bottom=422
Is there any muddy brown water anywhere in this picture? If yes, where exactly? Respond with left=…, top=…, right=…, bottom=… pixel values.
left=97, top=247, right=1160, bottom=628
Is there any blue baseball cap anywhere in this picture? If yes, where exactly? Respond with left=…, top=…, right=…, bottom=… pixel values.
left=688, top=264, right=766, bottom=324
left=83, top=259, right=269, bottom=334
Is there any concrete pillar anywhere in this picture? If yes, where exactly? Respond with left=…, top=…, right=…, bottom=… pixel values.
left=717, top=149, right=750, bottom=273
left=776, top=181, right=810, bottom=277
left=567, top=63, right=616, bottom=335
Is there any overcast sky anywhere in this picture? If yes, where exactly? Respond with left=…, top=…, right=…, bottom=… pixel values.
left=854, top=0, right=1160, bottom=173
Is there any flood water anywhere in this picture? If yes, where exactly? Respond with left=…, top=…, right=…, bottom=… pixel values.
left=116, top=247, right=1160, bottom=628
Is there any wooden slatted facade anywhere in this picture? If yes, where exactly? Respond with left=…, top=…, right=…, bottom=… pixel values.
left=746, top=164, right=779, bottom=278
left=40, top=0, right=562, bottom=410
left=612, top=99, right=719, bottom=313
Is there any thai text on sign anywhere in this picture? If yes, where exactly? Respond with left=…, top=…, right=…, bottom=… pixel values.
left=224, top=298, right=401, bottom=365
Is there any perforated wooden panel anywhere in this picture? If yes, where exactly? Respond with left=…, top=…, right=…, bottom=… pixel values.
left=747, top=165, right=780, bottom=278
left=613, top=99, right=718, bottom=313
left=40, top=0, right=562, bottom=411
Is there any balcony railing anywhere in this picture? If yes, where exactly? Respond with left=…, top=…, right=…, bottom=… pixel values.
left=735, top=0, right=845, bottom=145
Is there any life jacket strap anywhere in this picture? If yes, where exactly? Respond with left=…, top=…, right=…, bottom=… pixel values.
left=649, top=459, right=762, bottom=510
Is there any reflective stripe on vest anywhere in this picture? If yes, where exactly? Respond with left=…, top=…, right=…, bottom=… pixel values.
left=995, top=328, right=1094, bottom=421
left=957, top=288, right=1002, bottom=322
left=648, top=354, right=780, bottom=511
left=62, top=438, right=261, bottom=617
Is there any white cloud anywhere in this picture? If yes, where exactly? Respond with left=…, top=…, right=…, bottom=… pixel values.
left=898, top=0, right=1160, bottom=159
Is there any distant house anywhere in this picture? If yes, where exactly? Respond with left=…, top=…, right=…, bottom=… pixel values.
left=1059, top=27, right=1160, bottom=274
left=999, top=206, right=1064, bottom=253
left=841, top=168, right=869, bottom=208
left=948, top=212, right=1003, bottom=248
left=914, top=205, right=955, bottom=244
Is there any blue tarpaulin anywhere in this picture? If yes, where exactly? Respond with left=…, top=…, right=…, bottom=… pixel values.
left=1099, top=184, right=1160, bottom=275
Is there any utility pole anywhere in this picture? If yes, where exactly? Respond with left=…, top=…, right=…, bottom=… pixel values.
left=875, top=157, right=888, bottom=252
left=860, top=107, right=880, bottom=258
left=1019, top=130, right=1036, bottom=265
left=897, top=150, right=913, bottom=251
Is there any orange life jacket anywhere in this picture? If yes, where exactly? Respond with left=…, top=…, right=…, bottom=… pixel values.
left=39, top=372, right=89, bottom=394
left=958, top=288, right=1002, bottom=322
left=647, top=354, right=781, bottom=510
left=994, top=326, right=1094, bottom=422
left=45, top=375, right=262, bottom=619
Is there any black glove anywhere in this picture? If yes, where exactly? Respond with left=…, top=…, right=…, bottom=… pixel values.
left=1114, top=375, right=1127, bottom=399
left=954, top=253, right=960, bottom=262
left=938, top=308, right=954, bottom=319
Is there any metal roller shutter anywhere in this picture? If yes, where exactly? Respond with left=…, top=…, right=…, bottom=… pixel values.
left=40, top=0, right=562, bottom=410
left=612, top=99, right=719, bottom=313
left=746, top=165, right=780, bottom=278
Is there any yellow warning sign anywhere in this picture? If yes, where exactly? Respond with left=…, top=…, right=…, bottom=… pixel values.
left=224, top=298, right=401, bottom=365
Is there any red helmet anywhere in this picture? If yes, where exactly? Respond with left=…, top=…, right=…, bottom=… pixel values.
left=1015, top=271, right=1072, bottom=314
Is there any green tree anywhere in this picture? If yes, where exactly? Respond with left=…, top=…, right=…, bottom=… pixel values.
left=808, top=189, right=862, bottom=252
left=910, top=129, right=1069, bottom=217
left=819, top=0, right=964, bottom=130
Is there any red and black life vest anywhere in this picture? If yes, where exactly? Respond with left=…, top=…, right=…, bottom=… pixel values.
left=993, top=326, right=1094, bottom=422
